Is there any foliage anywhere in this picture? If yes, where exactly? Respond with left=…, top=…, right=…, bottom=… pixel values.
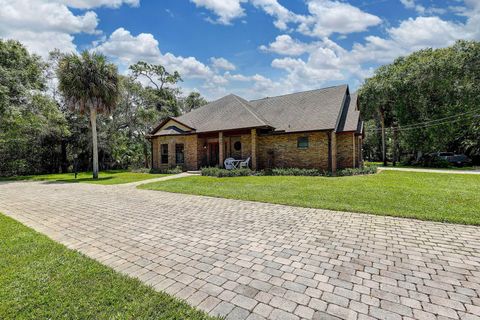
left=150, top=165, right=183, bottom=174
left=201, top=167, right=253, bottom=177
left=129, top=61, right=182, bottom=116
left=336, top=166, right=378, bottom=176
left=0, top=40, right=204, bottom=177
left=57, top=51, right=120, bottom=179
left=262, top=166, right=376, bottom=177
left=200, top=166, right=376, bottom=178
left=359, top=40, right=480, bottom=164
left=140, top=171, right=480, bottom=225
left=0, top=214, right=219, bottom=319
left=266, top=167, right=327, bottom=176
left=182, top=91, right=208, bottom=113
left=0, top=40, right=69, bottom=176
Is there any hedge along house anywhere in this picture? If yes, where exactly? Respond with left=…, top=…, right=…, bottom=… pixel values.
left=147, top=84, right=363, bottom=174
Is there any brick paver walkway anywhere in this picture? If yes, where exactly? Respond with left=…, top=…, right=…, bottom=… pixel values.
left=0, top=181, right=479, bottom=320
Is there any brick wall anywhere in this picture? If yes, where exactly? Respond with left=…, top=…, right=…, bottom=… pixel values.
left=152, top=135, right=197, bottom=171
left=257, top=132, right=330, bottom=170
left=336, top=132, right=356, bottom=169
left=152, top=131, right=361, bottom=171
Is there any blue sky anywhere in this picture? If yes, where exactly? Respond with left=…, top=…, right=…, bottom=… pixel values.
left=1, top=0, right=479, bottom=100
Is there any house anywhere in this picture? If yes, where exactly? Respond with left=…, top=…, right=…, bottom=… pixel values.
left=148, top=84, right=363, bottom=174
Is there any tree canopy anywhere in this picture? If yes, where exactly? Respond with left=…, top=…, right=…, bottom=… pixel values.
left=359, top=40, right=480, bottom=163
left=0, top=39, right=207, bottom=177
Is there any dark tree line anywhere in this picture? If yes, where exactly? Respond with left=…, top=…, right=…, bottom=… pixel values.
left=0, top=39, right=207, bottom=177
left=359, top=40, right=480, bottom=165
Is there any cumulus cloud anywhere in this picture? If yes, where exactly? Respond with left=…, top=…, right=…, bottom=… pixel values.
left=190, top=0, right=246, bottom=24
left=94, top=28, right=213, bottom=79
left=191, top=0, right=381, bottom=37
left=298, top=0, right=382, bottom=37
left=258, top=1, right=480, bottom=96
left=60, top=0, right=139, bottom=8
left=259, top=34, right=313, bottom=56
left=0, top=0, right=101, bottom=56
left=210, top=57, right=236, bottom=71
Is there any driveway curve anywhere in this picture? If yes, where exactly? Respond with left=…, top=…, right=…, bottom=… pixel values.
left=0, top=181, right=479, bottom=320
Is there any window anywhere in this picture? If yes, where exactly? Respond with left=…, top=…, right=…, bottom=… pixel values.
left=297, top=136, right=309, bottom=149
left=233, top=141, right=242, bottom=151
left=175, top=144, right=185, bottom=164
left=161, top=144, right=168, bottom=164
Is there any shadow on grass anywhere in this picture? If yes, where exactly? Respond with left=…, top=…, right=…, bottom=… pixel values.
left=43, top=177, right=114, bottom=184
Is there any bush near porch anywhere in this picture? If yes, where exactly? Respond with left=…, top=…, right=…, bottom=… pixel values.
left=200, top=166, right=377, bottom=177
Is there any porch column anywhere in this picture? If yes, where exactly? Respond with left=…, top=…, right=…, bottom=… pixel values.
left=251, top=128, right=257, bottom=170
left=352, top=133, right=356, bottom=168
left=331, top=131, right=337, bottom=175
left=219, top=131, right=224, bottom=167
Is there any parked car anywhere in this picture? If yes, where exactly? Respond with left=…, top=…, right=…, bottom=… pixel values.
left=434, top=152, right=472, bottom=167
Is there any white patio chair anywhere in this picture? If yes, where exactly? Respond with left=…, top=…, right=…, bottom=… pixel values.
left=224, top=157, right=235, bottom=170
left=239, top=157, right=250, bottom=168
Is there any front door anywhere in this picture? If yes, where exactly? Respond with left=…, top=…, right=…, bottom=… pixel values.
left=208, top=142, right=219, bottom=166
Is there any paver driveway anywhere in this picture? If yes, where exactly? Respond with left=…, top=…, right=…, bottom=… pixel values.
left=1, top=180, right=479, bottom=320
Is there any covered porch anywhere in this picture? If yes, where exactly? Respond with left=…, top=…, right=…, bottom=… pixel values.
left=197, top=128, right=258, bottom=170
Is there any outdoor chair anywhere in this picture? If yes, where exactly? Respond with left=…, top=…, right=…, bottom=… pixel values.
left=239, top=157, right=250, bottom=168
left=224, top=157, right=235, bottom=170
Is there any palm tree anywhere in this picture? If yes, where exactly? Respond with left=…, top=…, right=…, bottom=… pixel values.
left=57, top=51, right=120, bottom=179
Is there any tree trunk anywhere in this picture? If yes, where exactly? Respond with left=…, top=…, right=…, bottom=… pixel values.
left=144, top=142, right=149, bottom=169
left=392, top=125, right=398, bottom=166
left=60, top=139, right=68, bottom=173
left=380, top=110, right=387, bottom=166
left=90, top=108, right=99, bottom=179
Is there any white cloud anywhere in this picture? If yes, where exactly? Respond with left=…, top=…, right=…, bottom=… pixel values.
left=60, top=0, right=139, bottom=9
left=192, top=0, right=381, bottom=37
left=400, top=0, right=425, bottom=14
left=94, top=28, right=160, bottom=64
left=190, top=0, right=246, bottom=24
left=210, top=57, right=236, bottom=70
left=0, top=0, right=101, bottom=56
left=94, top=28, right=214, bottom=79
left=258, top=1, right=480, bottom=95
left=298, top=0, right=382, bottom=37
left=259, top=34, right=313, bottom=56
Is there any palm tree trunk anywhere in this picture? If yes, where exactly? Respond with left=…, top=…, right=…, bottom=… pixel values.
left=90, top=108, right=99, bottom=179
left=380, top=110, right=387, bottom=167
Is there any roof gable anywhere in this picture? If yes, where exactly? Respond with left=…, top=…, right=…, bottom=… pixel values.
left=174, top=94, right=271, bottom=133
left=336, top=92, right=361, bottom=133
left=150, top=117, right=194, bottom=135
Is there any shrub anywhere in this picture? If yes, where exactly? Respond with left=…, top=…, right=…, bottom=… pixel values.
left=150, top=165, right=183, bottom=174
left=268, top=167, right=327, bottom=176
left=336, top=166, right=378, bottom=176
left=201, top=167, right=253, bottom=177
left=265, top=166, right=377, bottom=177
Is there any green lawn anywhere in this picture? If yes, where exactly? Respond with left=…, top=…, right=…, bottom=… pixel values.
left=364, top=161, right=476, bottom=171
left=140, top=171, right=480, bottom=225
left=0, top=170, right=169, bottom=185
left=0, top=213, right=218, bottom=320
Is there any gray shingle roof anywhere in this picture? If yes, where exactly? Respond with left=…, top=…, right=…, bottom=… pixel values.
left=173, top=94, right=271, bottom=133
left=151, top=84, right=361, bottom=135
left=250, top=85, right=348, bottom=133
left=336, top=92, right=361, bottom=133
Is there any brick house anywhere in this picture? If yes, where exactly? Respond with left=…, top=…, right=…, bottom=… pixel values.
left=148, top=84, right=363, bottom=174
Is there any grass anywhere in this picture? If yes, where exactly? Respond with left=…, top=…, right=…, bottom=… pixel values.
left=140, top=170, right=480, bottom=225
left=0, top=170, right=169, bottom=185
left=364, top=161, right=476, bottom=171
left=0, top=213, right=218, bottom=320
